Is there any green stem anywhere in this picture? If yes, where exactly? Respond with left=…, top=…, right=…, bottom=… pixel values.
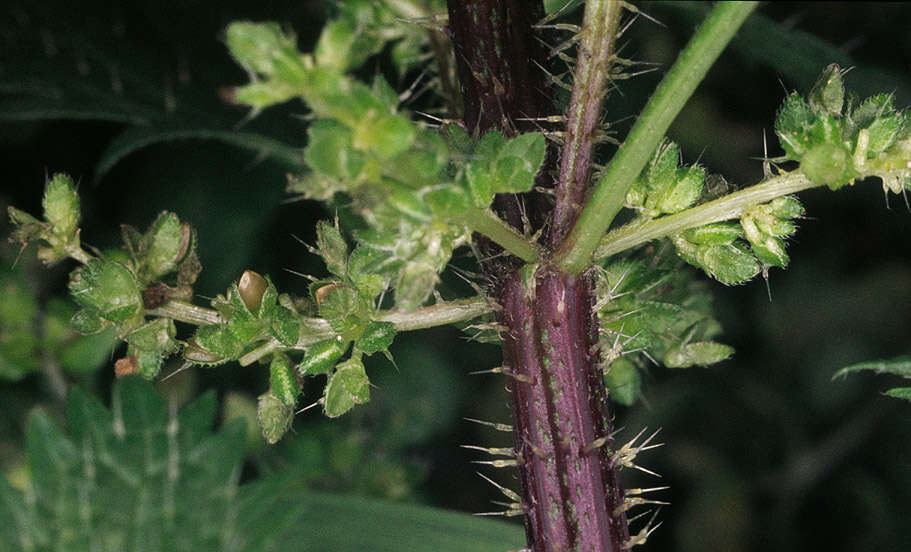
left=377, top=296, right=492, bottom=330
left=239, top=296, right=493, bottom=366
left=554, top=1, right=758, bottom=274
left=594, top=171, right=818, bottom=259
left=147, top=300, right=224, bottom=326
left=461, top=208, right=539, bottom=263
left=66, top=243, right=93, bottom=265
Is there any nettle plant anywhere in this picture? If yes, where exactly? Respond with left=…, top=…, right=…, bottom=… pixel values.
left=5, top=1, right=911, bottom=550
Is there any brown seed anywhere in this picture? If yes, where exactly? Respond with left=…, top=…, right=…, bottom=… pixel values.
left=238, top=270, right=267, bottom=312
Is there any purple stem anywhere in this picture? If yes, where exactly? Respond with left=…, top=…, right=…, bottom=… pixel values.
left=446, top=2, right=631, bottom=550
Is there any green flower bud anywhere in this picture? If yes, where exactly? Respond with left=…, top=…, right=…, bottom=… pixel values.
left=257, top=392, right=294, bottom=444
left=808, top=64, right=844, bottom=116
left=304, top=120, right=364, bottom=180
left=604, top=358, right=641, bottom=406
left=270, top=306, right=300, bottom=347
left=43, top=174, right=80, bottom=237
left=316, top=220, right=348, bottom=277
left=664, top=341, right=733, bottom=368
left=766, top=196, right=805, bottom=220
left=143, top=212, right=190, bottom=280
left=355, top=321, right=396, bottom=355
left=269, top=354, right=301, bottom=407
left=323, top=357, right=370, bottom=418
left=314, top=19, right=356, bottom=71
left=655, top=165, right=704, bottom=214
left=68, top=259, right=142, bottom=322
left=134, top=348, right=163, bottom=379
left=775, top=93, right=816, bottom=159
left=682, top=221, right=743, bottom=245
left=387, top=185, right=432, bottom=223
left=225, top=22, right=307, bottom=83
left=354, top=114, right=416, bottom=160
left=70, top=308, right=106, bottom=335
left=298, top=339, right=347, bottom=376
left=194, top=324, right=243, bottom=360
left=802, top=143, right=852, bottom=190
left=699, top=242, right=760, bottom=285
left=395, top=262, right=437, bottom=311
left=124, top=318, right=178, bottom=354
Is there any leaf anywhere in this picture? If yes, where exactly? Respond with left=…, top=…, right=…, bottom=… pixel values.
left=273, top=491, right=525, bottom=551
left=833, top=356, right=911, bottom=380
left=0, top=377, right=296, bottom=551
left=884, top=388, right=911, bottom=402
left=97, top=126, right=304, bottom=182
left=658, top=2, right=911, bottom=105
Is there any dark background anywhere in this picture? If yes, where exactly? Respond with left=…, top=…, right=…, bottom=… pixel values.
left=2, top=2, right=910, bottom=550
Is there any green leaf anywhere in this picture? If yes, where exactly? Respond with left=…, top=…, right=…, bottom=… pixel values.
left=425, top=186, right=471, bottom=218
left=274, top=491, right=525, bottom=551
left=96, top=126, right=305, bottom=182
left=0, top=377, right=295, bottom=550
left=324, top=357, right=370, bottom=418
left=355, top=321, right=396, bottom=355
left=833, top=356, right=911, bottom=380
left=465, top=163, right=495, bottom=208
left=884, top=388, right=911, bottom=402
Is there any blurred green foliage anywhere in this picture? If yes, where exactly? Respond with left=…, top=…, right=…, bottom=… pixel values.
left=1, top=1, right=910, bottom=550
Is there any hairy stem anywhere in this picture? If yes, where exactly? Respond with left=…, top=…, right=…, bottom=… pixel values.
left=147, top=300, right=224, bottom=326
left=461, top=208, right=540, bottom=263
left=595, top=171, right=817, bottom=259
left=500, top=269, right=628, bottom=551
left=549, top=0, right=623, bottom=246
left=555, top=1, right=758, bottom=274
left=239, top=297, right=493, bottom=366
left=448, top=1, right=629, bottom=550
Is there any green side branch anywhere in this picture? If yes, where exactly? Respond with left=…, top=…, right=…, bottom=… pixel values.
left=594, top=171, right=818, bottom=259
left=555, top=1, right=758, bottom=274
